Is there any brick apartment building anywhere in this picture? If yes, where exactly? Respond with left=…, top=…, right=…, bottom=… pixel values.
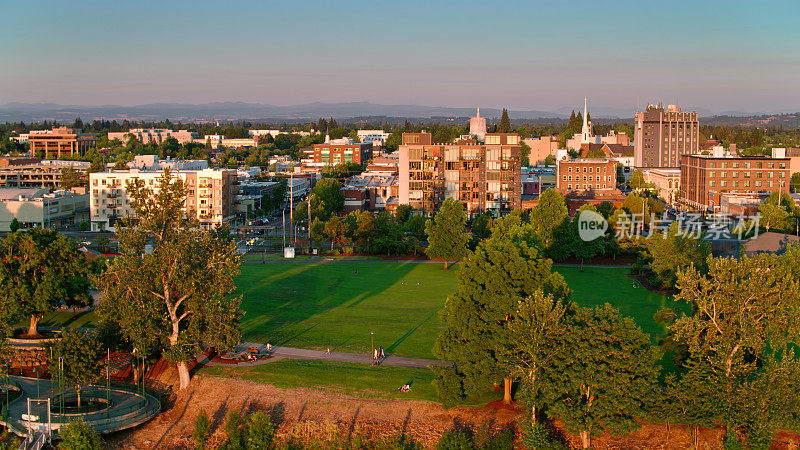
left=398, top=132, right=521, bottom=217
left=310, top=142, right=373, bottom=165
left=89, top=168, right=238, bottom=231
left=556, top=159, right=618, bottom=193
left=680, top=154, right=791, bottom=211
left=28, top=127, right=98, bottom=159
left=108, top=128, right=199, bottom=145
left=634, top=105, right=699, bottom=168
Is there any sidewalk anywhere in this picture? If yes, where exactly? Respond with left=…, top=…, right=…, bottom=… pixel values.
left=198, top=342, right=452, bottom=370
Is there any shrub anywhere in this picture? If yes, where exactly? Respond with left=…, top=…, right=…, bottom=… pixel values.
left=58, top=418, right=102, bottom=450
left=193, top=410, right=210, bottom=450
left=436, top=429, right=473, bottom=450
left=431, top=366, right=464, bottom=408
left=224, top=410, right=245, bottom=450
left=519, top=422, right=568, bottom=450
left=246, top=411, right=275, bottom=449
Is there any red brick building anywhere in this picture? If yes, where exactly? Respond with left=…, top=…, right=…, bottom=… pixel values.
left=556, top=159, right=618, bottom=194
left=680, top=154, right=791, bottom=211
left=310, top=142, right=373, bottom=165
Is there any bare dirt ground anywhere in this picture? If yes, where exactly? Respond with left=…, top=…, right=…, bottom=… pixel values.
left=106, top=372, right=799, bottom=450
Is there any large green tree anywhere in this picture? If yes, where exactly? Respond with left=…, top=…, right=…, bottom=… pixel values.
left=424, top=198, right=469, bottom=269
left=60, top=167, right=82, bottom=189
left=0, top=228, right=90, bottom=336
left=311, top=178, right=344, bottom=218
left=502, top=291, right=569, bottom=423
left=545, top=304, right=660, bottom=449
left=48, top=329, right=103, bottom=407
left=640, top=222, right=711, bottom=289
left=497, top=108, right=511, bottom=133
left=670, top=255, right=800, bottom=445
left=97, top=170, right=242, bottom=389
left=529, top=188, right=568, bottom=249
left=434, top=234, right=571, bottom=404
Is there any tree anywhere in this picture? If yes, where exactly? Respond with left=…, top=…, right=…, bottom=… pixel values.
left=434, top=234, right=571, bottom=404
left=629, top=170, right=647, bottom=190
left=78, top=220, right=89, bottom=232
left=309, top=217, right=326, bottom=248
left=58, top=418, right=102, bottom=450
left=640, top=222, right=710, bottom=289
left=394, top=204, right=412, bottom=223
left=48, top=329, right=103, bottom=407
left=310, top=178, right=344, bottom=218
left=570, top=206, right=607, bottom=270
left=758, top=198, right=790, bottom=232
left=502, top=291, right=569, bottom=424
left=497, top=108, right=511, bottom=133
left=424, top=198, right=469, bottom=269
left=60, top=167, right=82, bottom=189
left=545, top=304, right=660, bottom=449
left=669, top=255, right=800, bottom=444
left=354, top=211, right=375, bottom=253
left=0, top=228, right=90, bottom=336
left=96, top=170, right=242, bottom=389
left=323, top=215, right=349, bottom=251
left=8, top=218, right=20, bottom=233
left=529, top=189, right=568, bottom=249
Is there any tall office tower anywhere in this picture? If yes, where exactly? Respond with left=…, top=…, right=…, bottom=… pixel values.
left=634, top=104, right=699, bottom=168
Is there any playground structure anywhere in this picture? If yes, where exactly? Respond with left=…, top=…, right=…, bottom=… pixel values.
left=1, top=376, right=161, bottom=446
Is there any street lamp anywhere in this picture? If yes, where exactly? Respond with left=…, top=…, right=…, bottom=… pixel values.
left=370, top=331, right=374, bottom=366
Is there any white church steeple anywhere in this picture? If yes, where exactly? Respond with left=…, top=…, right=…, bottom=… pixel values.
left=581, top=96, right=594, bottom=144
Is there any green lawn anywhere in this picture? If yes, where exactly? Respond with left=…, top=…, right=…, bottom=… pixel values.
left=15, top=309, right=99, bottom=330
left=200, top=359, right=503, bottom=405
left=201, top=359, right=440, bottom=402
left=237, top=262, right=455, bottom=359
left=236, top=262, right=679, bottom=360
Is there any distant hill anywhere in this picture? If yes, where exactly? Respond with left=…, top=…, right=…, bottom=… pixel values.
left=0, top=102, right=568, bottom=123
left=0, top=102, right=795, bottom=126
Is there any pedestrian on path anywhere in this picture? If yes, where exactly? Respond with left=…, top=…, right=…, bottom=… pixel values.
left=372, top=348, right=378, bottom=365
left=326, top=347, right=331, bottom=355
left=266, top=342, right=272, bottom=353
left=379, top=346, right=385, bottom=359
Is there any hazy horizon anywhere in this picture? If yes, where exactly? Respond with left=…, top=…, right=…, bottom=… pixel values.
left=2, top=0, right=799, bottom=113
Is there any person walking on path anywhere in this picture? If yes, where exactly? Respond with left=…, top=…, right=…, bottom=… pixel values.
left=379, top=346, right=385, bottom=360
left=372, top=348, right=378, bottom=365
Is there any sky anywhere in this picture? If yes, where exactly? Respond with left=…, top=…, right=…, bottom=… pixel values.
left=1, top=0, right=799, bottom=114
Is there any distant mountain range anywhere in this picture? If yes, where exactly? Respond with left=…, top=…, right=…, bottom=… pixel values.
left=0, top=101, right=797, bottom=126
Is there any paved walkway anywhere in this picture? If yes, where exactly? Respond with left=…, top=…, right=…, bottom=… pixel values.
left=198, top=343, right=451, bottom=369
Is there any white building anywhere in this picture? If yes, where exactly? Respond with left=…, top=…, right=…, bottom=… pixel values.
left=128, top=155, right=208, bottom=171
left=89, top=168, right=238, bottom=231
left=469, top=107, right=487, bottom=141
left=357, top=130, right=391, bottom=147
left=107, top=129, right=199, bottom=145
left=0, top=188, right=90, bottom=231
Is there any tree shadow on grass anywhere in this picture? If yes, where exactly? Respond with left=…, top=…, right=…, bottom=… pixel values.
left=238, top=262, right=420, bottom=351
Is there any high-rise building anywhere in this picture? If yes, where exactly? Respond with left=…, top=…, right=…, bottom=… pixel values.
left=309, top=142, right=373, bottom=165
left=634, top=104, right=699, bottom=168
left=469, top=107, right=487, bottom=141
left=680, top=154, right=790, bottom=211
left=89, top=168, right=238, bottom=231
left=28, top=127, right=97, bottom=159
left=398, top=132, right=521, bottom=217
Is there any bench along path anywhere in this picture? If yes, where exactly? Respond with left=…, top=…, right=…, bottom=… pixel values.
left=197, top=343, right=452, bottom=369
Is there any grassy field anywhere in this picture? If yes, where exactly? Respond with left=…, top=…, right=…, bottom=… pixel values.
left=201, top=359, right=441, bottom=402
left=200, top=359, right=504, bottom=405
left=236, top=262, right=679, bottom=360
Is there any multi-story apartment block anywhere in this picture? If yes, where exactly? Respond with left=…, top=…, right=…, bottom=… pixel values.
left=356, top=130, right=391, bottom=147
left=398, top=132, right=521, bottom=217
left=310, top=142, right=373, bottom=165
left=680, top=154, right=791, bottom=211
left=0, top=188, right=90, bottom=231
left=0, top=158, right=90, bottom=189
left=634, top=104, right=699, bottom=168
left=556, top=159, right=618, bottom=193
left=28, top=127, right=97, bottom=159
left=89, top=168, right=238, bottom=231
left=107, top=129, right=200, bottom=145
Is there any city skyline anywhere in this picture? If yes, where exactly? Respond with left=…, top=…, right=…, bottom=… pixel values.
left=2, top=0, right=799, bottom=113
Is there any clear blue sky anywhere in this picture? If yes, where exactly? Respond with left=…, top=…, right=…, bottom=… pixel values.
left=1, top=0, right=798, bottom=113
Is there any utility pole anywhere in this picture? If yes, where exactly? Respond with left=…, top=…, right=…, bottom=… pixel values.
left=308, top=194, right=312, bottom=241
left=282, top=210, right=286, bottom=248
left=289, top=174, right=294, bottom=244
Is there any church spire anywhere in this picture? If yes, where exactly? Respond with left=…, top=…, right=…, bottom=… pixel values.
left=581, top=97, right=593, bottom=144
left=476, top=106, right=480, bottom=118
left=583, top=97, right=588, bottom=130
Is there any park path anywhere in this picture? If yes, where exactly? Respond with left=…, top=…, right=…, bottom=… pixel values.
left=197, top=342, right=452, bottom=370
left=243, top=258, right=632, bottom=269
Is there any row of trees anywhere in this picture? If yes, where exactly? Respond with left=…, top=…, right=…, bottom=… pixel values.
left=433, top=215, right=800, bottom=448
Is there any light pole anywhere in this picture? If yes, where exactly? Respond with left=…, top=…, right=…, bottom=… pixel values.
left=370, top=331, right=374, bottom=366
